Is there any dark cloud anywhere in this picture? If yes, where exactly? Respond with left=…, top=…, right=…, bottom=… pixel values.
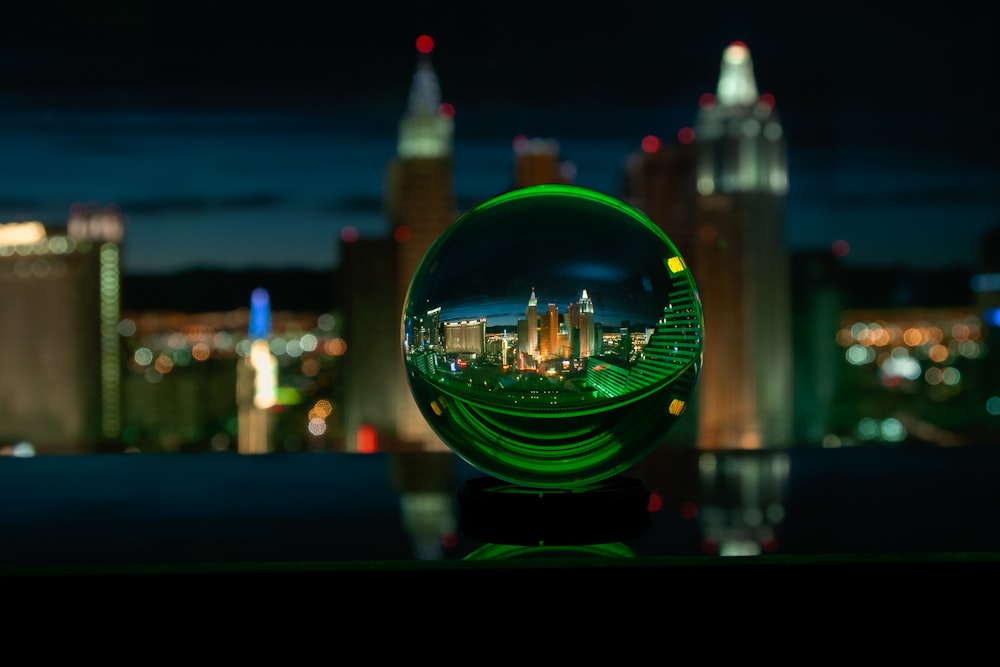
left=827, top=188, right=1000, bottom=210
left=0, top=197, right=44, bottom=211
left=325, top=195, right=383, bottom=216
left=118, top=193, right=285, bottom=215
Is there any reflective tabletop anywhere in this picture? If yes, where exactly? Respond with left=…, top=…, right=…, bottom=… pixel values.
left=3, top=444, right=998, bottom=574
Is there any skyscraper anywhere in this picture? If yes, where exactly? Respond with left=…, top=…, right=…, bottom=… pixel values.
left=339, top=236, right=400, bottom=451
left=341, top=35, right=457, bottom=452
left=693, top=41, right=793, bottom=449
left=236, top=287, right=277, bottom=454
left=0, top=206, right=124, bottom=453
left=540, top=302, right=560, bottom=359
left=519, top=287, right=539, bottom=363
left=390, top=38, right=458, bottom=452
left=578, top=288, right=596, bottom=358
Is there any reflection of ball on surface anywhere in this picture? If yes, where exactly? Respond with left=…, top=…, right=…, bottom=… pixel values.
left=402, top=184, right=703, bottom=489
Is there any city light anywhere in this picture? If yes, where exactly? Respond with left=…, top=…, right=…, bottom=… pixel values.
left=340, top=226, right=358, bottom=243
left=2, top=33, right=996, bottom=459
left=0, top=221, right=45, bottom=246
left=832, top=239, right=850, bottom=257
left=415, top=34, right=434, bottom=54
left=641, top=135, right=660, bottom=153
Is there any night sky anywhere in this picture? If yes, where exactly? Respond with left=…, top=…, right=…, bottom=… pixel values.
left=0, top=2, right=996, bottom=274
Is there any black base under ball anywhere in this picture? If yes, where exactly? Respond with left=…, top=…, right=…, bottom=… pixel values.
left=456, top=475, right=651, bottom=546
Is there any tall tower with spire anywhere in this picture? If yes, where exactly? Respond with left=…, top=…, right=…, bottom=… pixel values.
left=693, top=41, right=793, bottom=449
left=386, top=35, right=458, bottom=451
left=237, top=287, right=277, bottom=454
left=578, top=289, right=596, bottom=358
left=519, top=287, right=539, bottom=363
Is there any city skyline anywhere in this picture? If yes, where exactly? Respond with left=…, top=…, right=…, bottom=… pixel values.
left=0, top=8, right=995, bottom=276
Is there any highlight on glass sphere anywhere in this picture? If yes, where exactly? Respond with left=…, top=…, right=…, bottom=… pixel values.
left=401, top=183, right=703, bottom=489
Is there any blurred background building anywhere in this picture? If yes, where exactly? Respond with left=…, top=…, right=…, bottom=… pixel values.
left=0, top=37, right=996, bottom=456
left=0, top=206, right=123, bottom=454
left=625, top=41, right=792, bottom=450
left=341, top=35, right=457, bottom=454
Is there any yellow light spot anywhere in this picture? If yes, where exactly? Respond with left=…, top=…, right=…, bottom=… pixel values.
left=309, top=399, right=333, bottom=420
left=903, top=327, right=923, bottom=346
left=666, top=256, right=685, bottom=273
left=430, top=400, right=443, bottom=416
left=0, top=221, right=46, bottom=247
left=668, top=399, right=685, bottom=415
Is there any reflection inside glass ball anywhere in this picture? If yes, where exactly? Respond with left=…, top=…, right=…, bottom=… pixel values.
left=402, top=184, right=703, bottom=489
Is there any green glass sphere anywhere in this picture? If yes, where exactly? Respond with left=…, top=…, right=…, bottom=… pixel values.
left=402, top=184, right=703, bottom=488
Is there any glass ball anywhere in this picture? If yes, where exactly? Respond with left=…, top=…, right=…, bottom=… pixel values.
left=402, top=183, right=703, bottom=489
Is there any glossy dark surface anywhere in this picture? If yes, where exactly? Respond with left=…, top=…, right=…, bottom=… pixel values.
left=2, top=444, right=999, bottom=571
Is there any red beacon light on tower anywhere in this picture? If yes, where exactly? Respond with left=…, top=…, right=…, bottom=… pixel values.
left=415, top=34, right=434, bottom=54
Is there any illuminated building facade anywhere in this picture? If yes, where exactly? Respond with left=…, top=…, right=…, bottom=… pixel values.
left=0, top=206, right=123, bottom=453
left=519, top=287, right=539, bottom=361
left=578, top=289, right=596, bottom=358
left=236, top=288, right=278, bottom=454
left=443, top=318, right=486, bottom=355
left=340, top=35, right=457, bottom=452
left=539, top=302, right=560, bottom=359
left=693, top=41, right=793, bottom=449
left=585, top=290, right=701, bottom=405
left=340, top=236, right=401, bottom=451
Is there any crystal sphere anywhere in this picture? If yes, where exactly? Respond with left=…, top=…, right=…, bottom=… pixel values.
left=402, top=184, right=703, bottom=489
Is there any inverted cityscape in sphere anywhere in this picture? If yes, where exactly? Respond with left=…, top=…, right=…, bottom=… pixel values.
left=402, top=183, right=704, bottom=488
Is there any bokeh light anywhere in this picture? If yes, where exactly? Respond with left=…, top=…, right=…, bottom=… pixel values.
left=415, top=34, right=434, bottom=54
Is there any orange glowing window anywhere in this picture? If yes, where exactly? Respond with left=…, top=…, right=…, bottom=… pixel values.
left=357, top=424, right=378, bottom=454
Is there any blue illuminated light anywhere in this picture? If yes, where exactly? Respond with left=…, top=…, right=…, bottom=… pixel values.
left=249, top=288, right=272, bottom=339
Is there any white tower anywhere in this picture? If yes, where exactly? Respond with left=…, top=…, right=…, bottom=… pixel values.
left=579, top=289, right=596, bottom=358
left=693, top=41, right=793, bottom=449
